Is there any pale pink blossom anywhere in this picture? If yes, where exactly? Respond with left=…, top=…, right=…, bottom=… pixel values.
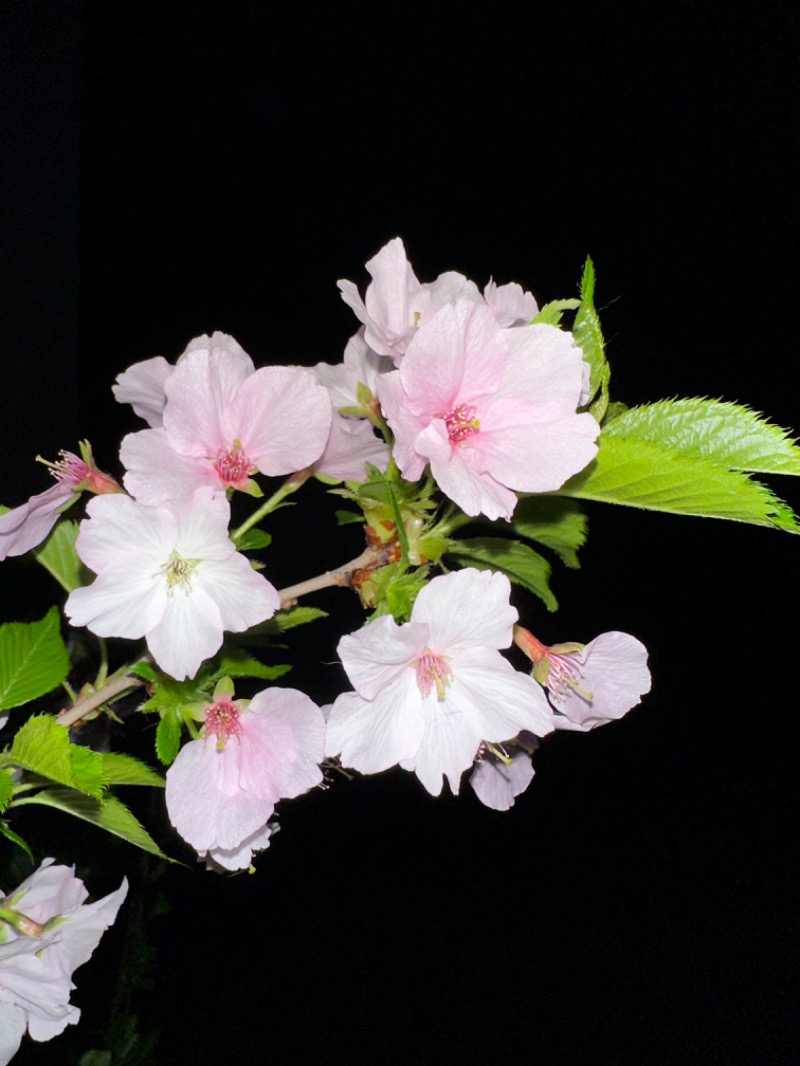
left=378, top=300, right=600, bottom=520
left=0, top=859, right=127, bottom=1064
left=326, top=568, right=554, bottom=796
left=469, top=750, right=535, bottom=810
left=66, top=489, right=279, bottom=680
left=338, top=236, right=482, bottom=363
left=120, top=335, right=331, bottom=504
left=515, top=627, right=651, bottom=731
left=112, top=331, right=252, bottom=428
left=482, top=279, right=539, bottom=326
left=314, top=328, right=388, bottom=413
left=166, top=684, right=325, bottom=870
left=312, top=413, right=390, bottom=483
left=0, top=446, right=121, bottom=561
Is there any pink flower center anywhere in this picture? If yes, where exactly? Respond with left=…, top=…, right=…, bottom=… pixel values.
left=214, top=440, right=253, bottom=487
left=545, top=652, right=593, bottom=702
left=205, top=699, right=243, bottom=750
left=51, top=451, right=90, bottom=486
left=415, top=649, right=453, bottom=699
left=444, top=403, right=480, bottom=444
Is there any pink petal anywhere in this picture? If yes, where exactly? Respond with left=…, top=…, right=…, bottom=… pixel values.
left=470, top=752, right=534, bottom=810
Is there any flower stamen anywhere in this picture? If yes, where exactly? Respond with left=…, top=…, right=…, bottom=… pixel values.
left=204, top=698, right=243, bottom=751
left=214, top=439, right=254, bottom=487
left=415, top=649, right=453, bottom=699
left=160, top=550, right=199, bottom=594
left=444, top=403, right=480, bottom=443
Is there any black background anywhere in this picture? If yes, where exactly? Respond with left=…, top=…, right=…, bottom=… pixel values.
left=2, top=3, right=798, bottom=1063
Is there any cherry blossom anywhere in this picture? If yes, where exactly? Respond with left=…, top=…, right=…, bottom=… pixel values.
left=515, top=627, right=651, bottom=731
left=325, top=568, right=554, bottom=796
left=378, top=299, right=599, bottom=520
left=0, top=445, right=121, bottom=561
left=165, top=683, right=325, bottom=870
left=0, top=860, right=127, bottom=1064
left=65, top=489, right=279, bottom=680
left=120, top=334, right=331, bottom=504
left=312, top=413, right=390, bottom=483
left=314, top=328, right=388, bottom=413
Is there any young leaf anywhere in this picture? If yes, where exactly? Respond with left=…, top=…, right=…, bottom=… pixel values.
left=208, top=655, right=291, bottom=682
left=156, top=710, right=182, bottom=766
left=262, top=606, right=329, bottom=633
left=531, top=298, right=581, bottom=327
left=9, top=714, right=106, bottom=797
left=13, top=789, right=172, bottom=860
left=447, top=538, right=558, bottom=611
left=335, top=509, right=365, bottom=526
left=33, top=519, right=90, bottom=592
left=573, top=256, right=610, bottom=421
left=0, top=820, right=33, bottom=860
left=602, top=398, right=800, bottom=475
left=0, top=607, right=70, bottom=712
left=510, top=497, right=588, bottom=569
left=0, top=769, right=14, bottom=813
left=235, top=528, right=273, bottom=551
left=101, top=752, right=165, bottom=788
left=556, top=433, right=800, bottom=532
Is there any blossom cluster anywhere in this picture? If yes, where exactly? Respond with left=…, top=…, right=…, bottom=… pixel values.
left=0, top=239, right=659, bottom=1058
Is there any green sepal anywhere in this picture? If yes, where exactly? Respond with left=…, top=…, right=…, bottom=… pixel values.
left=337, top=404, right=364, bottom=418
left=356, top=380, right=373, bottom=405
left=556, top=431, right=800, bottom=532
left=510, top=497, right=588, bottom=570
left=573, top=256, right=610, bottom=421
left=531, top=298, right=581, bottom=327
left=0, top=820, right=33, bottom=861
left=156, top=711, right=182, bottom=766
left=8, top=715, right=106, bottom=798
left=0, top=769, right=14, bottom=813
left=100, top=752, right=165, bottom=788
left=235, top=528, right=273, bottom=551
left=446, top=538, right=558, bottom=611
left=335, top=509, right=365, bottom=526
left=602, top=398, right=800, bottom=475
left=14, top=789, right=172, bottom=860
left=0, top=608, right=70, bottom=712
left=33, top=519, right=91, bottom=592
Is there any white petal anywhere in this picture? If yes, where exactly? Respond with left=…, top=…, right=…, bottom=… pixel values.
left=145, top=585, right=223, bottom=680
left=337, top=615, right=427, bottom=700
left=412, top=569, right=517, bottom=653
left=325, top=682, right=426, bottom=774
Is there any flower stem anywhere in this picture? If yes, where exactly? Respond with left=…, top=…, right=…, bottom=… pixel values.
left=232, top=469, right=311, bottom=544
left=57, top=674, right=144, bottom=728
left=278, top=546, right=383, bottom=606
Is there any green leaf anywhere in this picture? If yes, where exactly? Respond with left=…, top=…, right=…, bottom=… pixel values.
left=511, top=497, right=588, bottom=569
left=101, top=752, right=165, bottom=788
left=0, top=820, right=33, bottom=860
left=573, top=256, right=610, bottom=420
left=33, top=519, right=90, bottom=592
left=531, top=298, right=581, bottom=327
left=235, top=528, right=272, bottom=551
left=0, top=608, right=70, bottom=712
left=556, top=432, right=800, bottom=532
left=14, top=789, right=172, bottom=860
left=139, top=673, right=212, bottom=717
left=262, top=606, right=328, bottom=633
left=602, top=398, right=800, bottom=475
left=0, top=769, right=14, bottom=813
left=209, top=655, right=291, bottom=682
left=129, top=660, right=158, bottom=682
left=447, top=538, right=558, bottom=611
left=9, top=715, right=106, bottom=797
left=335, top=509, right=366, bottom=526
left=156, top=710, right=182, bottom=766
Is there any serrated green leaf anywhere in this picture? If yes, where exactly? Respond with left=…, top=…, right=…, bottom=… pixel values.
left=156, top=710, right=182, bottom=766
left=13, top=789, right=171, bottom=859
left=556, top=432, right=800, bottom=531
left=235, top=528, right=273, bottom=551
left=101, top=752, right=165, bottom=787
left=9, top=715, right=106, bottom=797
left=262, top=606, right=329, bottom=633
left=335, top=509, right=366, bottom=526
left=33, top=519, right=91, bottom=592
left=210, top=655, right=291, bottom=682
left=602, top=398, right=800, bottom=475
left=573, top=256, right=609, bottom=419
left=447, top=538, right=557, bottom=611
left=511, top=497, right=588, bottom=569
left=531, top=298, right=581, bottom=327
left=0, top=820, right=33, bottom=860
left=0, top=608, right=70, bottom=712
left=0, top=769, right=14, bottom=813
left=129, top=660, right=158, bottom=682
left=139, top=673, right=212, bottom=717
left=368, top=563, right=428, bottom=622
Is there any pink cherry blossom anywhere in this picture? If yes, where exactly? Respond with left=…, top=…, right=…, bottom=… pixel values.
left=338, top=236, right=482, bottom=363
left=482, top=278, right=539, bottom=326
left=469, top=750, right=535, bottom=811
left=0, top=860, right=127, bottom=1064
left=0, top=447, right=121, bottom=561
left=515, top=627, right=651, bottom=731
left=120, top=334, right=332, bottom=504
left=325, top=568, right=554, bottom=797
left=378, top=299, right=600, bottom=520
left=312, top=413, right=390, bottom=483
left=314, top=328, right=388, bottom=413
left=165, top=685, right=325, bottom=870
left=65, top=489, right=280, bottom=680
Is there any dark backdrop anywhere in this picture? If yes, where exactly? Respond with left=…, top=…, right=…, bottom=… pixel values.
left=3, top=3, right=798, bottom=1063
